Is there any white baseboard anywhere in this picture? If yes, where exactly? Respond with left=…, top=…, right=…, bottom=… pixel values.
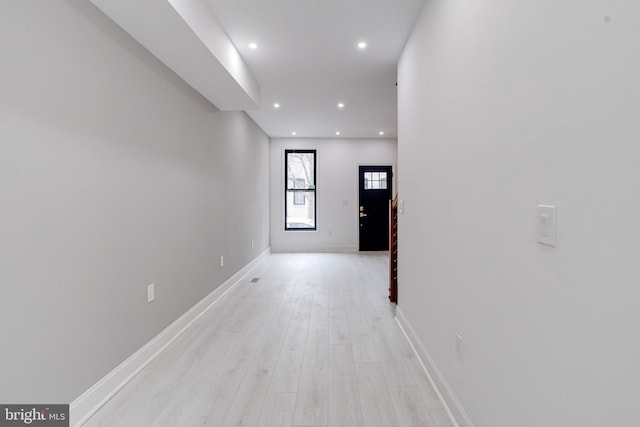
left=70, top=248, right=271, bottom=427
left=271, top=246, right=358, bottom=253
left=395, top=307, right=474, bottom=427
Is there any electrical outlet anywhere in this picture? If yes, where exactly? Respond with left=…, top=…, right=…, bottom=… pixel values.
left=456, top=332, right=463, bottom=361
left=147, top=283, right=155, bottom=303
left=537, top=205, right=557, bottom=247
left=220, top=256, right=224, bottom=268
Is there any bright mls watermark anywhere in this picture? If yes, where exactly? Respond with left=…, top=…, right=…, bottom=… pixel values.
left=0, top=405, right=68, bottom=426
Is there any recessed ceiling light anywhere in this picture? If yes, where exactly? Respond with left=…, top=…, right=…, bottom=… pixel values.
left=379, top=131, right=385, bottom=135
left=337, top=103, right=345, bottom=108
left=336, top=131, right=341, bottom=136
left=249, top=42, right=258, bottom=49
left=358, top=42, right=367, bottom=49
left=273, top=103, right=280, bottom=108
left=291, top=131, right=297, bottom=136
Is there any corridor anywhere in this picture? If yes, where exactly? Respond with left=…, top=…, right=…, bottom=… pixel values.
left=83, top=253, right=453, bottom=426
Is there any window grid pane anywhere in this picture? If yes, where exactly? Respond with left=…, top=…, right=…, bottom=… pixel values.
left=285, top=150, right=316, bottom=230
left=364, top=171, right=388, bottom=190
left=286, top=191, right=315, bottom=229
left=286, top=152, right=315, bottom=190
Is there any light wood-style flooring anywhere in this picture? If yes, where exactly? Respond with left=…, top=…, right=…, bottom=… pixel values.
left=83, top=252, right=453, bottom=427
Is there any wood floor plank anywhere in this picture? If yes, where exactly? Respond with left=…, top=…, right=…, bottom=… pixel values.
left=82, top=253, right=445, bottom=427
left=257, top=392, right=297, bottom=427
left=221, top=364, right=273, bottom=427
left=269, top=317, right=309, bottom=393
left=389, top=386, right=437, bottom=427
left=328, top=345, right=363, bottom=427
left=329, top=305, right=351, bottom=345
left=368, top=319, right=417, bottom=388
left=225, top=317, right=271, bottom=361
left=150, top=357, right=226, bottom=426
left=253, top=323, right=290, bottom=368
left=347, top=310, right=378, bottom=362
left=184, top=357, right=254, bottom=426
left=293, top=316, right=329, bottom=426
left=354, top=362, right=400, bottom=427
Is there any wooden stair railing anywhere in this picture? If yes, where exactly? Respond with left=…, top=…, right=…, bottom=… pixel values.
left=389, top=196, right=398, bottom=303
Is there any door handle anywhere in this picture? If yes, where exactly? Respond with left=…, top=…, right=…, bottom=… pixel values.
left=360, top=213, right=368, bottom=218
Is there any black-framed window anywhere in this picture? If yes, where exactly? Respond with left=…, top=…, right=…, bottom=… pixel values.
left=285, top=149, right=316, bottom=230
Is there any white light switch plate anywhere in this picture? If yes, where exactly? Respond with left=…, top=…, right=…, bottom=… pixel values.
left=537, top=205, right=557, bottom=247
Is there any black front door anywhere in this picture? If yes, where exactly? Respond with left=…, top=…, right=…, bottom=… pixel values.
left=359, top=166, right=393, bottom=251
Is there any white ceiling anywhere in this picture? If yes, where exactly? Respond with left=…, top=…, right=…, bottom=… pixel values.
left=206, top=0, right=425, bottom=139
left=91, top=0, right=426, bottom=139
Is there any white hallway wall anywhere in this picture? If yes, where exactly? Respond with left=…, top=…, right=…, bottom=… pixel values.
left=270, top=138, right=397, bottom=252
left=398, top=1, right=640, bottom=426
left=0, top=1, right=269, bottom=403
